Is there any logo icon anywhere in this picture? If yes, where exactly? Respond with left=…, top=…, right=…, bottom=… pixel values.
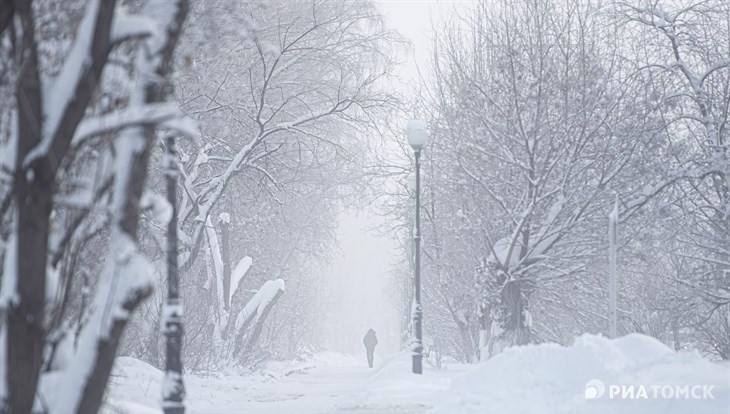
left=585, top=379, right=606, bottom=399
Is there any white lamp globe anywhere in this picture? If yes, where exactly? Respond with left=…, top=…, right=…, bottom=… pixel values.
left=406, top=119, right=428, bottom=151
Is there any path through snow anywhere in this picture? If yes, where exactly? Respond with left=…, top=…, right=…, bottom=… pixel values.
left=105, top=353, right=466, bottom=414
left=194, top=366, right=389, bottom=414
left=105, top=335, right=729, bottom=413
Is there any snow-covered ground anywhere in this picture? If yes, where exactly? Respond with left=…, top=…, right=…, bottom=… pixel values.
left=105, top=335, right=729, bottom=414
left=431, top=334, right=730, bottom=414
left=104, top=351, right=467, bottom=414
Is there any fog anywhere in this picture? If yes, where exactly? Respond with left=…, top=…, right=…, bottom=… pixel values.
left=321, top=211, right=401, bottom=356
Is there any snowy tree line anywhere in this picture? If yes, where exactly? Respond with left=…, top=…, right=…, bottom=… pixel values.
left=389, top=0, right=730, bottom=363
left=1, top=0, right=728, bottom=411
left=0, top=0, right=398, bottom=412
left=123, top=0, right=399, bottom=372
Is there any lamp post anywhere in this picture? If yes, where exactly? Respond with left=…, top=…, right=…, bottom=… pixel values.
left=406, top=120, right=428, bottom=374
left=403, top=172, right=416, bottom=348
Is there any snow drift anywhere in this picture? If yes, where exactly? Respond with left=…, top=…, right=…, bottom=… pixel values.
left=430, top=334, right=730, bottom=414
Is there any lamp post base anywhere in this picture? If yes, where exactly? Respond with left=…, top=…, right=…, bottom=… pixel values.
left=412, top=354, right=423, bottom=374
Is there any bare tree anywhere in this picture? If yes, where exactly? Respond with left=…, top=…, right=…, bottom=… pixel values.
left=421, top=0, right=655, bottom=357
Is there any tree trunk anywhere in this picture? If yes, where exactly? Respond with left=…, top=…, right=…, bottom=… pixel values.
left=8, top=2, right=46, bottom=411
left=488, top=280, right=530, bottom=357
left=75, top=1, right=189, bottom=411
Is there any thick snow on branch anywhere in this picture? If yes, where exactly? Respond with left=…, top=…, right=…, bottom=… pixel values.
left=44, top=232, right=153, bottom=413
left=26, top=0, right=102, bottom=166
left=141, top=191, right=173, bottom=226
left=141, top=1, right=180, bottom=67
left=234, top=279, right=286, bottom=333
left=111, top=9, right=157, bottom=44
left=230, top=256, right=253, bottom=305
left=0, top=227, right=18, bottom=309
left=0, top=111, right=16, bottom=174
left=204, top=216, right=225, bottom=316
left=41, top=129, right=155, bottom=413
left=160, top=117, right=200, bottom=139
left=489, top=231, right=557, bottom=270
left=72, top=103, right=181, bottom=146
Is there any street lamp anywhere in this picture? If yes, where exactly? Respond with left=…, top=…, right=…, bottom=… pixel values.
left=406, top=119, right=427, bottom=374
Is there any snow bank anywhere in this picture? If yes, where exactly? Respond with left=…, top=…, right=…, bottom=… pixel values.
left=430, top=334, right=730, bottom=414
left=103, top=357, right=163, bottom=413
left=104, top=356, right=269, bottom=413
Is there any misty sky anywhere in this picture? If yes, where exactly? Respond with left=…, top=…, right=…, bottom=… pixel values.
left=320, top=0, right=474, bottom=357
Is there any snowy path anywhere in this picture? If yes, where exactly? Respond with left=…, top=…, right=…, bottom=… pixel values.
left=193, top=366, right=388, bottom=414
left=191, top=360, right=462, bottom=414
left=106, top=354, right=464, bottom=414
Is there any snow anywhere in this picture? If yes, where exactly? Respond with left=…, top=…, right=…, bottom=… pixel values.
left=204, top=216, right=225, bottom=315
left=160, top=117, right=200, bottom=139
left=101, top=334, right=728, bottom=413
left=39, top=126, right=157, bottom=412
left=336, top=351, right=466, bottom=412
left=45, top=264, right=59, bottom=305
left=104, top=352, right=373, bottom=414
left=161, top=300, right=183, bottom=332
left=72, top=103, right=182, bottom=147
left=42, top=233, right=154, bottom=413
left=261, top=42, right=281, bottom=59
left=141, top=191, right=173, bottom=225
left=430, top=334, right=730, bottom=414
left=234, top=279, right=285, bottom=333
left=490, top=231, right=557, bottom=269
left=111, top=8, right=157, bottom=44
left=0, top=227, right=18, bottom=308
left=0, top=111, right=17, bottom=173
left=230, top=256, right=253, bottom=304
left=161, top=371, right=184, bottom=407
left=26, top=0, right=102, bottom=166
left=141, top=1, right=178, bottom=66
left=490, top=237, right=521, bottom=267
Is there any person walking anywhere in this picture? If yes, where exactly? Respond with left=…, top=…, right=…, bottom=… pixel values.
left=363, top=328, right=378, bottom=368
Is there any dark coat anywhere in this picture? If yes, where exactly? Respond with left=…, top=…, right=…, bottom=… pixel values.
left=363, top=329, right=378, bottom=351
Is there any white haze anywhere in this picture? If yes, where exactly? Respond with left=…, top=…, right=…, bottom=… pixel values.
left=319, top=0, right=474, bottom=358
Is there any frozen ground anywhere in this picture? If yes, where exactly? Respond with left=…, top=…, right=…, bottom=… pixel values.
left=104, top=335, right=729, bottom=414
